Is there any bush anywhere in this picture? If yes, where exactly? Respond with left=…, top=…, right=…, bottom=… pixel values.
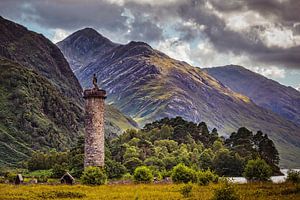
left=37, top=175, right=48, bottom=183
left=212, top=180, right=239, bottom=200
left=243, top=158, right=272, bottom=181
left=124, top=157, right=143, bottom=174
left=171, top=163, right=196, bottom=183
left=180, top=183, right=193, bottom=198
left=122, top=173, right=133, bottom=180
left=5, top=172, right=17, bottom=183
left=161, top=169, right=172, bottom=179
left=286, top=170, right=300, bottom=184
left=105, top=159, right=127, bottom=179
left=80, top=166, right=107, bottom=185
left=197, top=169, right=219, bottom=185
left=51, top=163, right=68, bottom=178
left=133, top=166, right=154, bottom=183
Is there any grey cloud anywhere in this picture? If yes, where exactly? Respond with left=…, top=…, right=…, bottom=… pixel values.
left=2, top=0, right=128, bottom=32
left=170, top=0, right=300, bottom=68
left=125, top=18, right=164, bottom=42
left=0, top=0, right=299, bottom=69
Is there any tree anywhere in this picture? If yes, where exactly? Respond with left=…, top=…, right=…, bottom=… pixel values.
left=69, top=136, right=84, bottom=177
left=105, top=159, right=127, bottom=179
left=51, top=163, right=68, bottom=178
left=171, top=163, right=196, bottom=183
left=124, top=157, right=143, bottom=174
left=123, top=145, right=140, bottom=160
left=226, top=127, right=256, bottom=159
left=243, top=158, right=272, bottom=181
left=133, top=166, right=154, bottom=183
left=253, top=131, right=280, bottom=174
left=144, top=156, right=165, bottom=171
left=199, top=148, right=214, bottom=170
left=213, top=149, right=244, bottom=176
left=286, top=170, right=300, bottom=184
left=81, top=166, right=107, bottom=185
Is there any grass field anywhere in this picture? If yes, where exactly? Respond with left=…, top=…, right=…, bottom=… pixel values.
left=0, top=182, right=299, bottom=200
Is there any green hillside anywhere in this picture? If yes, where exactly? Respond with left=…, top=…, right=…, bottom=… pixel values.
left=0, top=58, right=84, bottom=166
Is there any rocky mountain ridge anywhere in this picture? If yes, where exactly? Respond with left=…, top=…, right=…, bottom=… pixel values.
left=205, top=65, right=300, bottom=126
left=58, top=28, right=300, bottom=168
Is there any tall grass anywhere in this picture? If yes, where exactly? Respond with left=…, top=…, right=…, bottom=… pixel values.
left=0, top=182, right=299, bottom=200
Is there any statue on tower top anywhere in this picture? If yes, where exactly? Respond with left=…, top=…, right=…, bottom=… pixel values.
left=92, top=73, right=99, bottom=89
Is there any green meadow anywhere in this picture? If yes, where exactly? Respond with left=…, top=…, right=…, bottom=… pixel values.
left=0, top=182, right=299, bottom=200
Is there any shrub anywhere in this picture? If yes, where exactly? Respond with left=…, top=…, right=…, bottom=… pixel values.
left=286, top=170, right=300, bottom=184
left=51, top=163, right=68, bottom=178
left=80, top=166, right=107, bottom=185
left=5, top=172, right=17, bottom=183
left=151, top=169, right=162, bottom=181
left=171, top=163, right=196, bottom=183
left=161, top=169, right=172, bottom=179
left=133, top=166, right=154, bottom=183
left=37, top=175, right=48, bottom=183
left=197, top=169, right=219, bottom=185
left=122, top=173, right=133, bottom=180
left=180, top=183, right=193, bottom=198
left=124, top=157, right=143, bottom=174
left=212, top=180, right=239, bottom=200
left=243, top=158, right=272, bottom=181
left=105, top=159, right=127, bottom=179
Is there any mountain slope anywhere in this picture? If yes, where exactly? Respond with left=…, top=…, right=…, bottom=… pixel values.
left=0, top=17, right=137, bottom=166
left=0, top=16, right=82, bottom=103
left=205, top=65, right=300, bottom=126
left=0, top=58, right=83, bottom=165
left=58, top=28, right=300, bottom=168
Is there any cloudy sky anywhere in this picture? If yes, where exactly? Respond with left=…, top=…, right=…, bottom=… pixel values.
left=1, top=0, right=300, bottom=89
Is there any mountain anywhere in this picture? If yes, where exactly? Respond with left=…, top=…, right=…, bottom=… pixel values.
left=0, top=17, right=137, bottom=166
left=205, top=65, right=300, bottom=126
left=57, top=28, right=119, bottom=74
left=58, top=28, right=300, bottom=168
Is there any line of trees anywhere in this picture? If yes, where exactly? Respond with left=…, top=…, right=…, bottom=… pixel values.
left=23, top=117, right=280, bottom=180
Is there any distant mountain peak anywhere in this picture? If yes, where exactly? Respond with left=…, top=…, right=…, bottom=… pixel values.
left=127, top=41, right=152, bottom=48
left=68, top=27, right=105, bottom=40
left=58, top=27, right=115, bottom=46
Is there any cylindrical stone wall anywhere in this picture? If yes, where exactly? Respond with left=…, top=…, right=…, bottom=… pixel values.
left=83, top=88, right=106, bottom=168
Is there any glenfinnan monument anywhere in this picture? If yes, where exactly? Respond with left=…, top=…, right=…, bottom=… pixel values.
left=83, top=74, right=106, bottom=168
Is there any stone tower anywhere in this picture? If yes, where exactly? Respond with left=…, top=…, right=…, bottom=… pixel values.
left=83, top=82, right=106, bottom=168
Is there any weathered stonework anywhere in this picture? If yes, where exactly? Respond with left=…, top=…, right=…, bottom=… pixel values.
left=83, top=88, right=106, bottom=168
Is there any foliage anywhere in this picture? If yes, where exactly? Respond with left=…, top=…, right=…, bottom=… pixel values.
left=133, top=166, right=154, bottom=183
left=20, top=117, right=280, bottom=180
left=180, top=183, right=193, bottom=198
left=68, top=136, right=84, bottom=177
left=124, top=157, right=143, bottom=174
left=5, top=172, right=17, bottom=183
left=286, top=170, right=300, bottom=184
left=197, top=169, right=219, bottom=185
left=51, top=163, right=68, bottom=178
left=80, top=167, right=107, bottom=185
left=105, top=159, right=127, bottom=179
left=226, top=128, right=280, bottom=174
left=212, top=180, right=239, bottom=200
left=27, top=150, right=68, bottom=171
left=37, top=175, right=48, bottom=183
left=213, top=149, right=244, bottom=176
left=171, top=163, right=196, bottom=183
left=0, top=59, right=84, bottom=166
left=122, top=173, right=133, bottom=180
left=243, top=158, right=272, bottom=181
